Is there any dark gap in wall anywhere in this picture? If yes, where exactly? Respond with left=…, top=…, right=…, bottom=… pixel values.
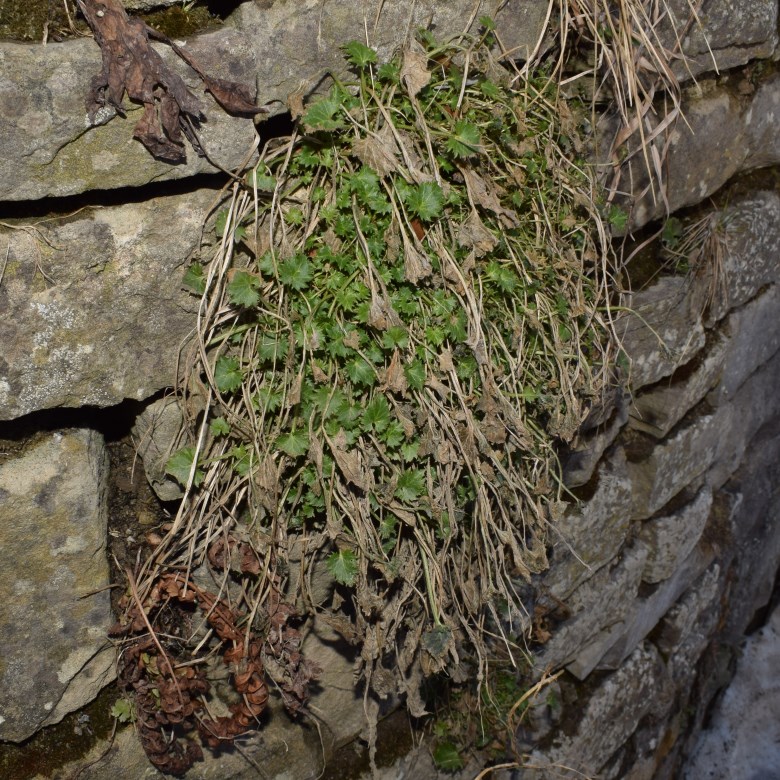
left=744, top=563, right=780, bottom=636
left=642, top=480, right=703, bottom=523
left=668, top=394, right=717, bottom=439
left=201, top=0, right=245, bottom=19
left=0, top=398, right=144, bottom=447
left=0, top=172, right=230, bottom=222
left=257, top=111, right=295, bottom=148
left=619, top=426, right=656, bottom=463
left=319, top=708, right=417, bottom=780
left=0, top=684, right=125, bottom=780
left=566, top=461, right=602, bottom=502
left=618, top=160, right=780, bottom=293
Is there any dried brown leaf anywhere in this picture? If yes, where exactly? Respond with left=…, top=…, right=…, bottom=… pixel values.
left=460, top=167, right=520, bottom=227
left=457, top=209, right=498, bottom=256
left=383, top=350, right=409, bottom=395
left=401, top=49, right=432, bottom=97
left=352, top=125, right=401, bottom=177
left=327, top=430, right=372, bottom=491
left=403, top=243, right=432, bottom=283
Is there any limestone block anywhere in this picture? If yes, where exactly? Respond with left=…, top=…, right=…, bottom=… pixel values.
left=0, top=0, right=548, bottom=201
left=593, top=546, right=715, bottom=674
left=705, top=192, right=780, bottom=322
left=0, top=30, right=258, bottom=201
left=620, top=276, right=706, bottom=391
left=706, top=348, right=780, bottom=490
left=660, top=564, right=722, bottom=686
left=529, top=643, right=674, bottom=779
left=626, top=74, right=780, bottom=228
left=629, top=331, right=728, bottom=438
left=563, top=390, right=630, bottom=487
left=545, top=448, right=634, bottom=600
left=721, top=479, right=780, bottom=643
left=683, top=602, right=780, bottom=780
left=659, top=0, right=778, bottom=80
left=710, top=285, right=780, bottom=403
left=535, top=542, right=649, bottom=675
left=0, top=189, right=216, bottom=420
left=628, top=412, right=720, bottom=520
left=640, top=486, right=713, bottom=584
left=232, top=0, right=548, bottom=95
left=0, top=429, right=114, bottom=742
left=131, top=396, right=185, bottom=501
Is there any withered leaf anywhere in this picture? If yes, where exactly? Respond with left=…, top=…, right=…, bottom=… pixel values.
left=352, top=125, right=401, bottom=177
left=404, top=242, right=432, bottom=283
left=327, top=430, right=372, bottom=491
left=401, top=48, right=432, bottom=97
left=457, top=209, right=499, bottom=256
left=383, top=349, right=409, bottom=395
left=77, top=0, right=264, bottom=164
left=460, top=167, right=520, bottom=227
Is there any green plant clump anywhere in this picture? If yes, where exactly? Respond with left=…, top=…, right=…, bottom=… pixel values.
left=169, top=26, right=613, bottom=712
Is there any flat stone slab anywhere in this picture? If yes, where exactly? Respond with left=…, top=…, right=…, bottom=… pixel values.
left=0, top=0, right=548, bottom=202
left=0, top=28, right=259, bottom=201
left=0, top=429, right=113, bottom=742
left=0, top=188, right=214, bottom=420
left=626, top=73, right=780, bottom=228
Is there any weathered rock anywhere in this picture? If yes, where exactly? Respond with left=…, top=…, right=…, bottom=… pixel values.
left=683, top=602, right=780, bottom=780
left=0, top=28, right=258, bottom=201
left=626, top=73, right=780, bottom=228
left=718, top=416, right=780, bottom=641
left=530, top=643, right=674, bottom=778
left=0, top=429, right=113, bottom=742
left=0, top=0, right=547, bottom=201
left=706, top=346, right=780, bottom=490
left=660, top=0, right=778, bottom=80
left=564, top=390, right=630, bottom=486
left=0, top=189, right=215, bottom=420
left=545, top=448, right=634, bottom=600
left=131, top=396, right=185, bottom=501
left=710, top=285, right=780, bottom=402
left=620, top=276, right=706, bottom=391
left=629, top=331, right=727, bottom=438
left=627, top=412, right=720, bottom=520
left=535, top=542, right=649, bottom=676
left=707, top=192, right=780, bottom=317
left=640, top=487, right=713, bottom=584
left=659, top=563, right=723, bottom=684
left=595, top=546, right=715, bottom=673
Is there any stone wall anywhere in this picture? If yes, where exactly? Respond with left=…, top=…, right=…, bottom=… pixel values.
left=1, top=1, right=779, bottom=778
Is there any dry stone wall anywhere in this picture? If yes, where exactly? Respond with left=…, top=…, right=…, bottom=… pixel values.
left=1, top=1, right=779, bottom=778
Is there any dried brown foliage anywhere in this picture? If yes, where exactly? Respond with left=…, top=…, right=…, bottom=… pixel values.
left=76, top=0, right=264, bottom=163
left=111, top=544, right=318, bottom=776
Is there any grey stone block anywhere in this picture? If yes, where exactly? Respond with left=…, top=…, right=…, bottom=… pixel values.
left=0, top=189, right=214, bottom=420
left=0, top=429, right=114, bottom=742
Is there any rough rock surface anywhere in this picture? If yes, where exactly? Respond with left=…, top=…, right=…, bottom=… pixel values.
left=683, top=602, right=780, bottom=780
left=0, top=188, right=216, bottom=420
left=625, top=73, right=780, bottom=228
left=0, top=0, right=548, bottom=201
left=530, top=644, right=675, bottom=778
left=0, top=429, right=113, bottom=742
left=619, top=275, right=707, bottom=391
left=0, top=28, right=258, bottom=201
left=131, top=396, right=185, bottom=501
left=661, top=0, right=778, bottom=79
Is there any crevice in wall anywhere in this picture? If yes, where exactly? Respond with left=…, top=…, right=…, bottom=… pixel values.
left=0, top=172, right=230, bottom=223
left=0, top=685, right=125, bottom=780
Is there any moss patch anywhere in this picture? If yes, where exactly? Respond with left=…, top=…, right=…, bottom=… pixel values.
left=0, top=685, right=125, bottom=780
left=0, top=1, right=220, bottom=42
